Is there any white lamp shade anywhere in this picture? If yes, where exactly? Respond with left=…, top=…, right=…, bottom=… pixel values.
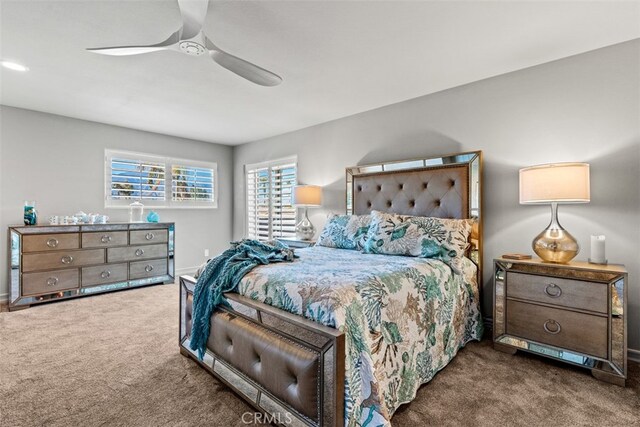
left=519, top=162, right=590, bottom=204
left=292, top=185, right=322, bottom=206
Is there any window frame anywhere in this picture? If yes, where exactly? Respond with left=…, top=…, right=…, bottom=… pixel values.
left=245, top=156, right=298, bottom=240
left=105, top=149, right=218, bottom=209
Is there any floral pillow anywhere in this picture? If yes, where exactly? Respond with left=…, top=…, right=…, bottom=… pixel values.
left=316, top=214, right=372, bottom=250
left=362, top=210, right=472, bottom=272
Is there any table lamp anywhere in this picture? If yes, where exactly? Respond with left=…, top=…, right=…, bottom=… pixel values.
left=519, top=163, right=590, bottom=263
left=292, top=185, right=322, bottom=240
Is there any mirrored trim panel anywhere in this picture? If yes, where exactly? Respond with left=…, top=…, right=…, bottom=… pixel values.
left=179, top=276, right=345, bottom=427
left=493, top=260, right=627, bottom=386
left=345, top=151, right=483, bottom=270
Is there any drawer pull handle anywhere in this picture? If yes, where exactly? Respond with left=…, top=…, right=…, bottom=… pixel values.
left=47, top=238, right=59, bottom=248
left=46, top=277, right=59, bottom=286
left=135, top=249, right=145, bottom=256
left=145, top=265, right=154, bottom=272
left=145, top=232, right=155, bottom=240
left=61, top=255, right=74, bottom=264
left=544, top=283, right=562, bottom=298
left=543, top=319, right=562, bottom=335
left=101, top=235, right=112, bottom=244
left=100, top=271, right=111, bottom=279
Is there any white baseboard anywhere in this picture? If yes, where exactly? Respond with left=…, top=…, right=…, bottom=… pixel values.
left=0, top=292, right=8, bottom=303
left=629, top=348, right=640, bottom=363
left=176, top=266, right=198, bottom=277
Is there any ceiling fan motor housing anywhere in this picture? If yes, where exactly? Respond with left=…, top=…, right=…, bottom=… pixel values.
left=179, top=41, right=206, bottom=56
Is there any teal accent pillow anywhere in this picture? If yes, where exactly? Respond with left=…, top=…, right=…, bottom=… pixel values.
left=316, top=214, right=372, bottom=250
left=362, top=210, right=472, bottom=272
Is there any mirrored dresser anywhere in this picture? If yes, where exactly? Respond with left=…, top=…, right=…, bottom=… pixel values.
left=493, top=258, right=627, bottom=386
left=8, top=222, right=174, bottom=311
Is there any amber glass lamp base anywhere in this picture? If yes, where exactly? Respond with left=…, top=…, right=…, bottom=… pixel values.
left=532, top=203, right=579, bottom=264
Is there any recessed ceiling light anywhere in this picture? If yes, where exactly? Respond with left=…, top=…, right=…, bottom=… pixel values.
left=1, top=61, right=29, bottom=72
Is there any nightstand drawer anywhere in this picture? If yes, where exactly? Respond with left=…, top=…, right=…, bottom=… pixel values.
left=506, top=300, right=607, bottom=358
left=507, top=272, right=607, bottom=314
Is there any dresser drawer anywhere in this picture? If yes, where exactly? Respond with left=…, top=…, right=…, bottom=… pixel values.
left=107, top=244, right=167, bottom=262
left=23, top=233, right=79, bottom=253
left=82, top=231, right=128, bottom=248
left=130, top=229, right=168, bottom=245
left=506, top=272, right=607, bottom=314
left=82, top=263, right=128, bottom=287
left=130, top=258, right=168, bottom=280
left=506, top=300, right=607, bottom=358
left=22, top=269, right=80, bottom=296
left=23, top=249, right=105, bottom=272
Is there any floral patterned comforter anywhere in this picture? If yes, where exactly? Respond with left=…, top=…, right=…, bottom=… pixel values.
left=237, top=246, right=483, bottom=426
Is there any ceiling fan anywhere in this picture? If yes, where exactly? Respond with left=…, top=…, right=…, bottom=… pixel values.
left=87, top=0, right=282, bottom=87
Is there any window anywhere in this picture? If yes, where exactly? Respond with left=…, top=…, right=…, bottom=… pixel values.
left=105, top=149, right=217, bottom=208
left=246, top=157, right=297, bottom=240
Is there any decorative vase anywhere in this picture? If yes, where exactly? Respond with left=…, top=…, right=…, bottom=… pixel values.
left=146, top=211, right=159, bottom=223
left=23, top=201, right=37, bottom=225
left=129, top=201, right=144, bottom=223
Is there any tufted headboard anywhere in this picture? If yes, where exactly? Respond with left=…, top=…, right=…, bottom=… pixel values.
left=351, top=164, right=469, bottom=218
left=346, top=151, right=483, bottom=278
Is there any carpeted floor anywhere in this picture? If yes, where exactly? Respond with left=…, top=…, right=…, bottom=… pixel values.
left=0, top=284, right=638, bottom=426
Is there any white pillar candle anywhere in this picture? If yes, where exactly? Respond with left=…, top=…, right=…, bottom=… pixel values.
left=590, top=235, right=606, bottom=264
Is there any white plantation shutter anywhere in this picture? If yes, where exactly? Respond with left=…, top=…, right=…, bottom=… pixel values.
left=246, top=167, right=271, bottom=240
left=171, top=164, right=215, bottom=203
left=270, top=163, right=297, bottom=238
left=105, top=150, right=217, bottom=208
left=108, top=154, right=166, bottom=204
left=246, top=158, right=297, bottom=240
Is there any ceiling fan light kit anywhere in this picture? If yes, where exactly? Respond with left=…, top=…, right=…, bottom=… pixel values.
left=87, top=0, right=282, bottom=87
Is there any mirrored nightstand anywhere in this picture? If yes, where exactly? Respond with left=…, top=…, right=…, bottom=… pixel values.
left=493, top=258, right=627, bottom=386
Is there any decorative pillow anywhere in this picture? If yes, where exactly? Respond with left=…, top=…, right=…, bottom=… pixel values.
left=362, top=210, right=472, bottom=272
left=316, top=214, right=372, bottom=250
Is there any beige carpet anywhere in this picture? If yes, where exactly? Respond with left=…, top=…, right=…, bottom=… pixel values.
left=0, top=284, right=638, bottom=427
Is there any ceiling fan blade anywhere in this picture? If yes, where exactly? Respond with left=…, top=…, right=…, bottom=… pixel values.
left=177, top=0, right=209, bottom=39
left=208, top=48, right=282, bottom=87
left=87, top=46, right=171, bottom=56
left=87, top=30, right=180, bottom=56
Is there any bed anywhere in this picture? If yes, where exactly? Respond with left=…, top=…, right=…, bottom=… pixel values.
left=179, top=151, right=484, bottom=426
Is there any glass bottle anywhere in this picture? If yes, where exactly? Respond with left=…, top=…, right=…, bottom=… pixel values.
left=129, top=201, right=144, bottom=223
left=24, top=201, right=37, bottom=225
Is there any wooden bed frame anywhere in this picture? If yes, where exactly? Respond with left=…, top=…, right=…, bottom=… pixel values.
left=179, top=151, right=483, bottom=426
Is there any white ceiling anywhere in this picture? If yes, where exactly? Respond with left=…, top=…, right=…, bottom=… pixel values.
left=1, top=1, right=639, bottom=145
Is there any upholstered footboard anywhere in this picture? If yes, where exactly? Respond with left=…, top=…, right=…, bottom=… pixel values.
left=179, top=276, right=345, bottom=427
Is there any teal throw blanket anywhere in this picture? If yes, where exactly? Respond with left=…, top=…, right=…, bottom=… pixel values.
left=189, top=239, right=296, bottom=359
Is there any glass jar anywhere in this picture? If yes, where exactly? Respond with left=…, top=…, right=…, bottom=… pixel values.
left=24, top=200, right=37, bottom=225
left=129, top=201, right=144, bottom=223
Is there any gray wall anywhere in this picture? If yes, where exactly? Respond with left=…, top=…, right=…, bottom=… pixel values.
left=0, top=106, right=234, bottom=299
left=233, top=40, right=640, bottom=350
